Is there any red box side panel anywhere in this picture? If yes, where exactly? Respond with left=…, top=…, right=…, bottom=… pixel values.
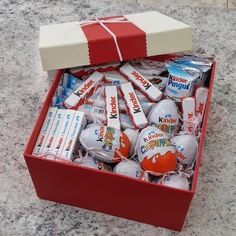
left=24, top=154, right=193, bottom=231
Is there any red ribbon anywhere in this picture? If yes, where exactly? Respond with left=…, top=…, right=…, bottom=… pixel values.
left=80, top=16, right=147, bottom=65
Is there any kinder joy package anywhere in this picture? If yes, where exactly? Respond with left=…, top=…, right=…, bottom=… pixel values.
left=24, top=11, right=215, bottom=231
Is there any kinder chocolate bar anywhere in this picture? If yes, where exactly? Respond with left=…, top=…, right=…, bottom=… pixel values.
left=33, top=107, right=58, bottom=155
left=119, top=63, right=162, bottom=101
left=165, top=62, right=200, bottom=101
left=89, top=95, right=153, bottom=115
left=64, top=71, right=103, bottom=108
left=105, top=86, right=120, bottom=130
left=50, top=109, right=75, bottom=156
left=61, top=111, right=86, bottom=160
left=42, top=109, right=66, bottom=154
left=182, top=97, right=195, bottom=133
left=69, top=62, right=120, bottom=77
left=195, top=87, right=209, bottom=123
left=120, top=82, right=148, bottom=129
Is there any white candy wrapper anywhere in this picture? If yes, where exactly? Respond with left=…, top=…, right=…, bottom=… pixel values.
left=74, top=155, right=112, bottom=171
left=195, top=87, right=208, bottom=123
left=113, top=160, right=144, bottom=180
left=120, top=82, right=148, bottom=129
left=43, top=109, right=66, bottom=154
left=103, top=71, right=127, bottom=85
left=105, top=86, right=120, bottom=130
left=64, top=71, right=103, bottom=108
left=61, top=111, right=86, bottom=160
left=148, top=99, right=179, bottom=137
left=120, top=63, right=162, bottom=101
left=182, top=97, right=195, bottom=133
left=171, top=134, right=198, bottom=166
left=33, top=107, right=58, bottom=155
left=51, top=109, right=75, bottom=156
left=160, top=174, right=189, bottom=190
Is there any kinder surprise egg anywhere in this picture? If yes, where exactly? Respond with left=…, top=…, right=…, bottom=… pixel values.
left=74, top=156, right=112, bottom=171
left=113, top=160, right=144, bottom=180
left=79, top=125, right=130, bottom=163
left=136, top=126, right=177, bottom=174
left=160, top=174, right=189, bottom=190
left=171, top=134, right=198, bottom=166
left=148, top=99, right=179, bottom=137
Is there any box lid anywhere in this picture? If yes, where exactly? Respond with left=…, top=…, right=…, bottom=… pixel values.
left=39, top=11, right=192, bottom=71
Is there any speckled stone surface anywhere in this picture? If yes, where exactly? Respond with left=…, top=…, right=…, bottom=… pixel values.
left=0, top=0, right=236, bottom=235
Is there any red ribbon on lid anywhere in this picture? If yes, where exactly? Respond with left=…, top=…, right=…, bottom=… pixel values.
left=80, top=15, right=147, bottom=65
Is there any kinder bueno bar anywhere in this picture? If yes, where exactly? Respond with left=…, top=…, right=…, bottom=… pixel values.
left=61, top=111, right=86, bottom=160
left=64, top=71, right=103, bottom=108
left=33, top=107, right=58, bottom=155
left=120, top=82, right=148, bottom=129
left=42, top=109, right=66, bottom=154
left=195, top=87, right=208, bottom=123
left=105, top=86, right=120, bottom=130
left=51, top=109, right=75, bottom=156
left=119, top=63, right=162, bottom=101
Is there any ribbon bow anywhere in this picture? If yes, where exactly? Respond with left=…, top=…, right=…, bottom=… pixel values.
left=80, top=16, right=130, bottom=61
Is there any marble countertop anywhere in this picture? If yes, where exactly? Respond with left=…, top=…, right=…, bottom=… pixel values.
left=0, top=0, right=235, bottom=235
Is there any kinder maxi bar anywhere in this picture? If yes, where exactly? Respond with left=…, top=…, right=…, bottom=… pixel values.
left=105, top=86, right=120, bottom=130
left=120, top=82, right=148, bottom=129
left=61, top=111, right=86, bottom=160
left=33, top=107, right=58, bottom=155
left=120, top=63, right=162, bottom=101
left=42, top=109, right=66, bottom=154
left=64, top=71, right=103, bottom=108
left=50, top=109, right=75, bottom=156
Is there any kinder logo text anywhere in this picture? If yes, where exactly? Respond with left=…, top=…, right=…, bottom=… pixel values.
left=159, top=116, right=177, bottom=124
left=109, top=96, right=118, bottom=119
left=143, top=132, right=163, bottom=143
left=129, top=92, right=141, bottom=114
left=168, top=76, right=190, bottom=91
left=74, top=80, right=94, bottom=97
left=131, top=71, right=151, bottom=90
left=197, top=102, right=204, bottom=115
left=96, top=126, right=105, bottom=142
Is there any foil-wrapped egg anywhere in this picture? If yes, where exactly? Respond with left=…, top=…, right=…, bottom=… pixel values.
left=148, top=99, right=179, bottom=137
left=79, top=125, right=130, bottom=163
left=171, top=134, right=198, bottom=166
left=136, top=126, right=177, bottom=174
left=113, top=160, right=144, bottom=180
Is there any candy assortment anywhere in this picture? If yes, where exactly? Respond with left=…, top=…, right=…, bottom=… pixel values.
left=33, top=55, right=213, bottom=191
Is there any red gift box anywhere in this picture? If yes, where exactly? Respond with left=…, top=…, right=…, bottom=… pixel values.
left=24, top=53, right=216, bottom=231
left=25, top=10, right=214, bottom=231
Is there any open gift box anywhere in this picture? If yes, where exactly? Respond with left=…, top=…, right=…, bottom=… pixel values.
left=24, top=11, right=215, bottom=231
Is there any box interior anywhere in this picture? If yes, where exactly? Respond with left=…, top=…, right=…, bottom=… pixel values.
left=24, top=54, right=216, bottom=194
